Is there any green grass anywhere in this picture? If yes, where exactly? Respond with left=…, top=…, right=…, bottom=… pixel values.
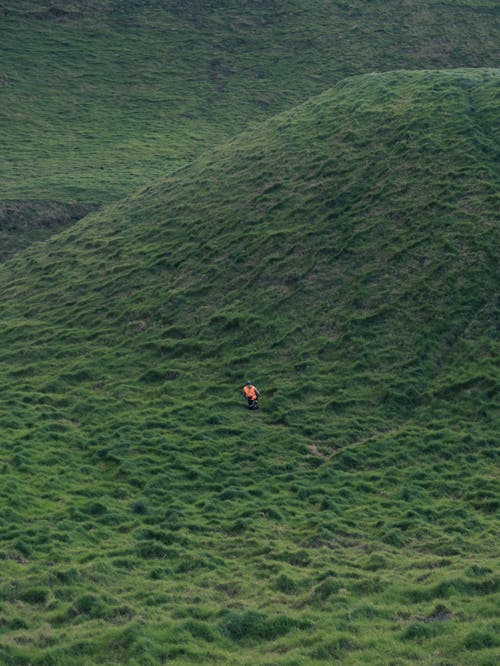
left=0, top=68, right=498, bottom=664
left=0, top=200, right=97, bottom=262
left=1, top=0, right=499, bottom=206
left=2, top=1, right=498, bottom=260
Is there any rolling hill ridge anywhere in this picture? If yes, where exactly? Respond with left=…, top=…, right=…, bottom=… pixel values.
left=0, top=68, right=498, bottom=664
left=1, top=1, right=499, bottom=219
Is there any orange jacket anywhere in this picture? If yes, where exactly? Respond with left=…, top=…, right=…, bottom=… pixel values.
left=243, top=385, right=258, bottom=400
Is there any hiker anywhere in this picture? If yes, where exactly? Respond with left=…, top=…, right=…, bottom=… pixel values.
left=242, top=381, right=261, bottom=410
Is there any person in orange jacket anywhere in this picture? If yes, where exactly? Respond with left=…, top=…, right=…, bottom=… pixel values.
left=242, top=381, right=261, bottom=410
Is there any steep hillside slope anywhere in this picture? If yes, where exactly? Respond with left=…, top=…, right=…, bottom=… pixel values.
left=0, top=69, right=498, bottom=664
left=1, top=0, right=499, bottom=206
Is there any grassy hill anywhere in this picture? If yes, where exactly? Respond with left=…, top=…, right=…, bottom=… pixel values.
left=0, top=68, right=498, bottom=665
left=1, top=1, right=499, bottom=207
left=2, top=1, right=499, bottom=259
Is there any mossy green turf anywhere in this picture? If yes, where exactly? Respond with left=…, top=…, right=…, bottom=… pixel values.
left=0, top=69, right=499, bottom=664
left=1, top=0, right=499, bottom=205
